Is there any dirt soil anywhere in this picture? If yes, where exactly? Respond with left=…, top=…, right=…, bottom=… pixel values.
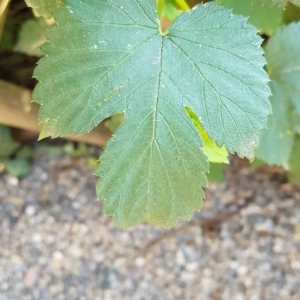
left=0, top=146, right=300, bottom=300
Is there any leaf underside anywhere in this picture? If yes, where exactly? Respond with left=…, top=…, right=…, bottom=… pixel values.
left=34, top=0, right=270, bottom=228
left=257, top=22, right=300, bottom=168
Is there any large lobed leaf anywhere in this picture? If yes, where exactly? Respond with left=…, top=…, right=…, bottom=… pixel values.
left=257, top=22, right=300, bottom=168
left=34, top=0, right=270, bottom=228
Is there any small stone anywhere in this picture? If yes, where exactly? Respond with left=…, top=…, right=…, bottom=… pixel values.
left=176, top=250, right=185, bottom=266
left=8, top=177, right=19, bottom=186
left=23, top=266, right=40, bottom=287
left=32, top=233, right=42, bottom=243
left=135, top=257, right=145, bottom=267
left=52, top=251, right=64, bottom=261
left=186, top=262, right=199, bottom=272
left=68, top=245, right=82, bottom=258
left=255, top=219, right=274, bottom=233
left=25, top=205, right=36, bottom=216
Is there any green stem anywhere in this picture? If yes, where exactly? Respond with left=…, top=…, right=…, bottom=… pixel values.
left=175, top=0, right=190, bottom=11
left=156, top=0, right=165, bottom=18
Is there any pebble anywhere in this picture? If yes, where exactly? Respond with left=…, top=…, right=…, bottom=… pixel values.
left=25, top=205, right=36, bottom=216
left=23, top=266, right=40, bottom=287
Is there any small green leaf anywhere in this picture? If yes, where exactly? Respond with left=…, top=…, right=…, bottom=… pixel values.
left=25, top=0, right=62, bottom=19
left=289, top=134, right=300, bottom=183
left=36, top=144, right=64, bottom=159
left=14, top=18, right=47, bottom=56
left=105, top=114, right=124, bottom=133
left=0, top=125, right=19, bottom=158
left=217, top=0, right=282, bottom=35
left=290, top=0, right=300, bottom=7
left=251, top=157, right=265, bottom=168
left=256, top=81, right=294, bottom=168
left=283, top=3, right=300, bottom=24
left=186, top=108, right=229, bottom=164
left=34, top=1, right=270, bottom=228
left=63, top=142, right=88, bottom=157
left=16, top=146, right=34, bottom=159
left=3, top=158, right=30, bottom=178
left=266, top=22, right=300, bottom=113
left=257, top=22, right=300, bottom=168
left=252, top=0, right=287, bottom=9
left=206, top=163, right=225, bottom=183
left=254, top=0, right=300, bottom=9
left=293, top=111, right=300, bottom=134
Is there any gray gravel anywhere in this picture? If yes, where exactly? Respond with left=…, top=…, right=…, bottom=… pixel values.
left=0, top=146, right=300, bottom=300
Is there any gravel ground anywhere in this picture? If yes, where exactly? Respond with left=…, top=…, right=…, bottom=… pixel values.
left=0, top=146, right=300, bottom=300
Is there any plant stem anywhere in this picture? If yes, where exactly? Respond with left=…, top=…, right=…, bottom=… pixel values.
left=156, top=0, right=165, bottom=17
left=175, top=0, right=190, bottom=11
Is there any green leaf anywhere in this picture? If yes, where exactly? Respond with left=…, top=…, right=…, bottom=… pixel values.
left=251, top=157, right=265, bottom=168
left=216, top=0, right=282, bottom=35
left=24, top=0, right=62, bottom=19
left=256, top=81, right=294, bottom=168
left=293, top=111, right=300, bottom=134
left=257, top=22, right=300, bottom=168
left=16, top=146, right=34, bottom=159
left=290, top=0, right=300, bottom=7
left=206, top=163, right=225, bottom=183
left=0, top=125, right=19, bottom=158
left=252, top=0, right=287, bottom=9
left=283, top=3, right=300, bottom=24
left=63, top=142, right=88, bottom=157
left=253, top=0, right=300, bottom=8
left=267, top=22, right=300, bottom=113
left=105, top=113, right=124, bottom=133
left=186, top=108, right=229, bottom=164
left=34, top=1, right=270, bottom=228
left=14, top=18, right=47, bottom=56
left=36, top=144, right=64, bottom=159
left=289, top=134, right=300, bottom=183
left=3, top=158, right=30, bottom=178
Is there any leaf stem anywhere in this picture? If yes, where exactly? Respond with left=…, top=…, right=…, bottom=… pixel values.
left=175, top=0, right=190, bottom=11
left=156, top=0, right=165, bottom=18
